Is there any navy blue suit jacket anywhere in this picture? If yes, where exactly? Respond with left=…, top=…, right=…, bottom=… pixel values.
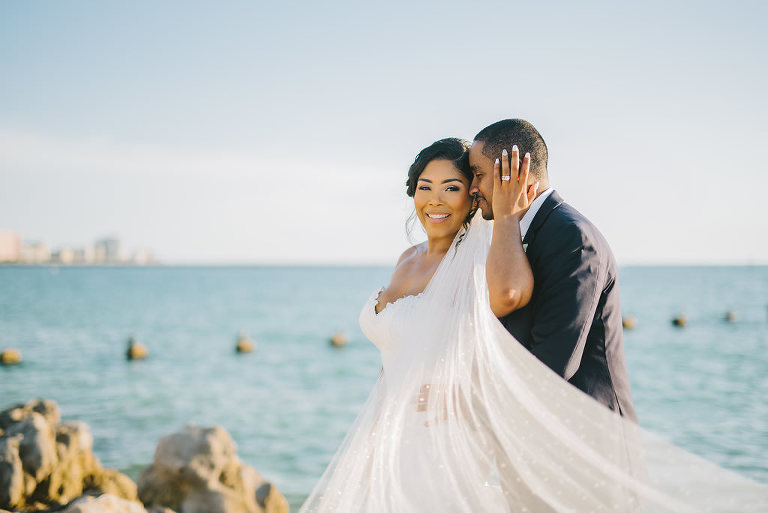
left=500, top=190, right=637, bottom=421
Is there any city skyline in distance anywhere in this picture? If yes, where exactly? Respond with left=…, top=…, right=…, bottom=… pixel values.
left=0, top=230, right=157, bottom=265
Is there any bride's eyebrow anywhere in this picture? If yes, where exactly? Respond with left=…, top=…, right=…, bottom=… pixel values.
left=417, top=178, right=463, bottom=184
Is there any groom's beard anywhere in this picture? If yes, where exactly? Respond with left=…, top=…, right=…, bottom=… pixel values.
left=476, top=197, right=494, bottom=220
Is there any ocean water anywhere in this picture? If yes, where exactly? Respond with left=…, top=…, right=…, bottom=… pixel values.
left=1, top=265, right=767, bottom=510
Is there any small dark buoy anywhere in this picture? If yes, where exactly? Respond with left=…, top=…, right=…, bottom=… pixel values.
left=236, top=333, right=255, bottom=353
left=724, top=311, right=737, bottom=323
left=126, top=336, right=148, bottom=360
left=1, top=348, right=22, bottom=366
left=330, top=332, right=348, bottom=348
left=672, top=315, right=687, bottom=327
left=622, top=316, right=637, bottom=330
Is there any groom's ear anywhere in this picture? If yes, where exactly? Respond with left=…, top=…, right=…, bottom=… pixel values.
left=527, top=182, right=539, bottom=202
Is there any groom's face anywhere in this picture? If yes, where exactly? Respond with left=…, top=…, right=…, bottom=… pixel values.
left=468, top=142, right=495, bottom=220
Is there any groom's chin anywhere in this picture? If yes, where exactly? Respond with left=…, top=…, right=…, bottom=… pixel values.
left=480, top=208, right=494, bottom=221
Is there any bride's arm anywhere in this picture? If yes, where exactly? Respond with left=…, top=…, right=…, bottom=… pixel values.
left=487, top=148, right=536, bottom=317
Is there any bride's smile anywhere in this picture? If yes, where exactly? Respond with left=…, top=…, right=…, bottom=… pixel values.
left=424, top=212, right=450, bottom=223
left=413, top=158, right=472, bottom=242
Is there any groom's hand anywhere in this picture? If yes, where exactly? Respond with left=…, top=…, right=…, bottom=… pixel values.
left=486, top=144, right=537, bottom=317
left=492, top=145, right=538, bottom=220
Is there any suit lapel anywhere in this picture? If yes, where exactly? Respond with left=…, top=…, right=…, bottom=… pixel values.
left=522, top=190, right=565, bottom=245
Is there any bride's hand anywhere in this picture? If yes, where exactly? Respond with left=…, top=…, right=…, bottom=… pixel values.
left=492, top=146, right=538, bottom=221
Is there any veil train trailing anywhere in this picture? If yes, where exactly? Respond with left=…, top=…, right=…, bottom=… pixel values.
left=299, top=213, right=768, bottom=512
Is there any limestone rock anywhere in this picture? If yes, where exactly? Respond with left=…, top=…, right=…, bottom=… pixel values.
left=0, top=399, right=136, bottom=511
left=61, top=493, right=148, bottom=513
left=0, top=434, right=24, bottom=510
left=0, top=399, right=61, bottom=432
left=155, top=425, right=235, bottom=488
left=254, top=482, right=288, bottom=513
left=39, top=420, right=101, bottom=505
left=86, top=468, right=138, bottom=501
left=146, top=506, right=177, bottom=513
left=136, top=464, right=184, bottom=510
left=6, top=413, right=57, bottom=485
left=138, top=425, right=288, bottom=513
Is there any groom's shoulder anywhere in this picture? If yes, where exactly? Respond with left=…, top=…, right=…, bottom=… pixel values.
left=539, top=199, right=589, bottom=241
left=553, top=200, right=593, bottom=233
left=540, top=198, right=613, bottom=257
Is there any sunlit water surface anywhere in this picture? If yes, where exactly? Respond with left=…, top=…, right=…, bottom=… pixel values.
left=1, top=265, right=766, bottom=509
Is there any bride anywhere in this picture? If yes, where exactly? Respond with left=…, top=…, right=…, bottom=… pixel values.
left=299, top=138, right=768, bottom=512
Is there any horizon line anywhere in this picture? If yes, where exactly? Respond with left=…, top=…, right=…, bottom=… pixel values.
left=2, top=262, right=768, bottom=268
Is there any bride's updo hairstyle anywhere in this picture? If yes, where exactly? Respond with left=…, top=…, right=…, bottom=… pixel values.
left=405, top=138, right=472, bottom=197
left=405, top=138, right=475, bottom=242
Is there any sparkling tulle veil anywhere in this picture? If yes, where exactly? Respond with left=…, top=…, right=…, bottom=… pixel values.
left=299, top=213, right=768, bottom=512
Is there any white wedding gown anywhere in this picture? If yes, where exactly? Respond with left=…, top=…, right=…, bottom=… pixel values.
left=299, top=214, right=768, bottom=513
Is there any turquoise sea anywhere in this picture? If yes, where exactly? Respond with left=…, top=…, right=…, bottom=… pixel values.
left=1, top=265, right=767, bottom=510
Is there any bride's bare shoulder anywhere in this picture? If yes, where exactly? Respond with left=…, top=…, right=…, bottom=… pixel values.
left=395, top=242, right=427, bottom=268
left=383, top=243, right=426, bottom=295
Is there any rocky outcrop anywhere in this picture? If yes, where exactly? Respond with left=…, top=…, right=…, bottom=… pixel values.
left=0, top=399, right=138, bottom=511
left=138, top=425, right=288, bottom=513
left=1, top=400, right=289, bottom=513
left=59, top=493, right=148, bottom=513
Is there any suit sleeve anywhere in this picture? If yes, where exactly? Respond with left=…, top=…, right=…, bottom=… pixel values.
left=528, top=230, right=604, bottom=380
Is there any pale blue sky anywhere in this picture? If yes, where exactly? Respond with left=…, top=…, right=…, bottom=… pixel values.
left=1, top=1, right=766, bottom=264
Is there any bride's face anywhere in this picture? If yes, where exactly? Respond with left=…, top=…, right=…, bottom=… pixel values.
left=413, top=159, right=472, bottom=239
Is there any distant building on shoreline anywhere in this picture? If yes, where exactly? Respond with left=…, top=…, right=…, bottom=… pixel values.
left=21, top=241, right=51, bottom=264
left=0, top=230, right=158, bottom=265
left=94, top=237, right=120, bottom=264
left=0, top=231, right=22, bottom=263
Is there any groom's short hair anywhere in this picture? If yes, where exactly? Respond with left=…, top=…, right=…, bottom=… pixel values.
left=474, top=119, right=548, bottom=180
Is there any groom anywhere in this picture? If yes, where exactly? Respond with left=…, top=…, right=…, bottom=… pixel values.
left=469, top=119, right=637, bottom=421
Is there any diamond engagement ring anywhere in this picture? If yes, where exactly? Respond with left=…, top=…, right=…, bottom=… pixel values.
left=501, top=176, right=511, bottom=181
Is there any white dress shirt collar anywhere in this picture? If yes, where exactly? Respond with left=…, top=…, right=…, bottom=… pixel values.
left=520, top=188, right=555, bottom=240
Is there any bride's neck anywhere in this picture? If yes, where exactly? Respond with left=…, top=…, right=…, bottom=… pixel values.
left=426, top=233, right=456, bottom=256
